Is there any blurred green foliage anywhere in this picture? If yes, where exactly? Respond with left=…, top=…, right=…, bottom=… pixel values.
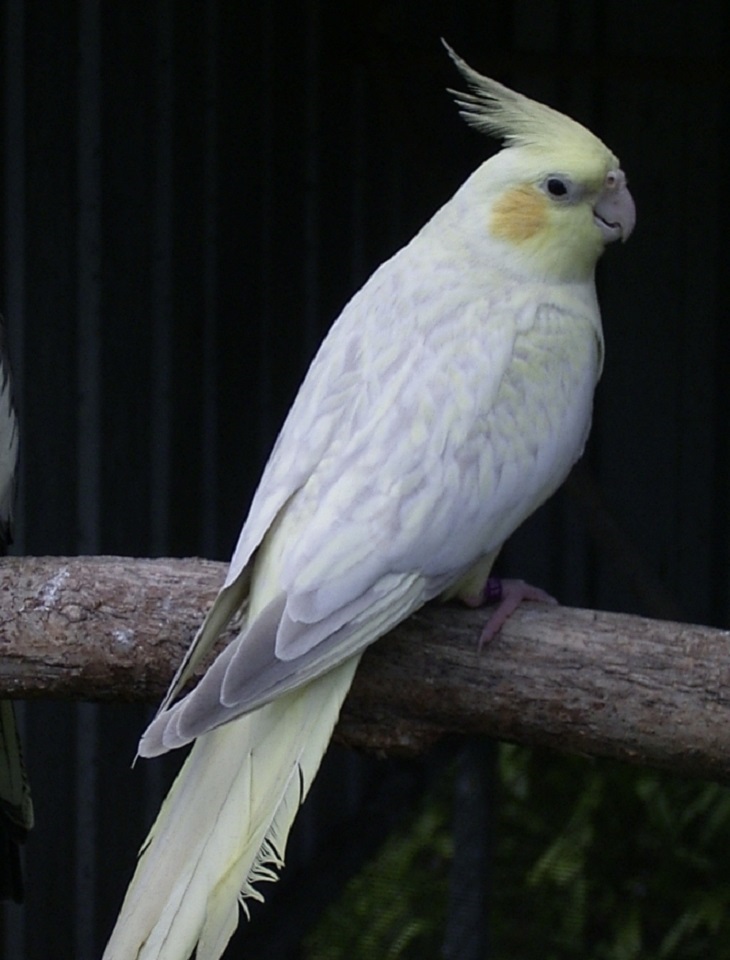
left=306, top=746, right=730, bottom=959
left=304, top=783, right=452, bottom=959
left=495, top=746, right=730, bottom=959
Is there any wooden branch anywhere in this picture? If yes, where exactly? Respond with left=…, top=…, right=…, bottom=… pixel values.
left=1, top=555, right=729, bottom=782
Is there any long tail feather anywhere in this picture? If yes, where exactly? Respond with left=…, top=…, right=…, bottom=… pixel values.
left=102, top=656, right=360, bottom=960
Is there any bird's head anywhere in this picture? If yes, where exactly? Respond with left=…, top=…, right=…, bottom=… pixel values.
left=445, top=44, right=635, bottom=282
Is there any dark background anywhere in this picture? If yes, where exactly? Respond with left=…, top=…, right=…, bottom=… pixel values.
left=1, top=1, right=728, bottom=957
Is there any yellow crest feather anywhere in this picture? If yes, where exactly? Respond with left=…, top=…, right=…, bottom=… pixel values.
left=443, top=41, right=613, bottom=165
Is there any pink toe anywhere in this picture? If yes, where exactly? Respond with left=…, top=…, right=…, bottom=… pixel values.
left=476, top=578, right=557, bottom=647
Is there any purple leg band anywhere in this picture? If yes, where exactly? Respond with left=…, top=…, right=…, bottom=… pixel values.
left=482, top=577, right=503, bottom=604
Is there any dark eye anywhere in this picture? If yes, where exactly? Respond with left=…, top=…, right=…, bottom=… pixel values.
left=546, top=177, right=569, bottom=198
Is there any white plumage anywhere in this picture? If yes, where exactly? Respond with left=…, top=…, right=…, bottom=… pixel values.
left=103, top=45, right=634, bottom=960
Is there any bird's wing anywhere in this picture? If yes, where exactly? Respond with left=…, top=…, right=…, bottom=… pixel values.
left=151, top=253, right=510, bottom=712
left=142, top=284, right=595, bottom=755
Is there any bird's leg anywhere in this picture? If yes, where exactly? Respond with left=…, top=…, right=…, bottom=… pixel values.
left=460, top=577, right=557, bottom=649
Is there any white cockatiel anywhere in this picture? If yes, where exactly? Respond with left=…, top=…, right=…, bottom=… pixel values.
left=103, top=45, right=635, bottom=960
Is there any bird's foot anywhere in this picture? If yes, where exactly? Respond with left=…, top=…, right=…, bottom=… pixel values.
left=460, top=577, right=557, bottom=649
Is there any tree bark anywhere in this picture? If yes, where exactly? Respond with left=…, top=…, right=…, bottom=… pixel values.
left=1, top=555, right=729, bottom=782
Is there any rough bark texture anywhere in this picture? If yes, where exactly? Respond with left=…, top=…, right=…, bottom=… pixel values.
left=1, top=555, right=729, bottom=781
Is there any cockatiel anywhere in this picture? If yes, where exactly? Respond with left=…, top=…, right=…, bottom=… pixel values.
left=0, top=316, right=32, bottom=903
left=103, top=45, right=635, bottom=960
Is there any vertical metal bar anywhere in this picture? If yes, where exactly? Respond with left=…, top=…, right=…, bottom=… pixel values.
left=74, top=702, right=99, bottom=960
left=3, top=0, right=27, bottom=558
left=257, top=3, right=275, bottom=458
left=443, top=740, right=495, bottom=960
left=302, top=0, right=321, bottom=357
left=144, top=0, right=175, bottom=823
left=149, top=0, right=174, bottom=558
left=388, top=118, right=404, bottom=251
left=349, top=63, right=366, bottom=287
left=75, top=1, right=102, bottom=955
left=0, top=0, right=25, bottom=871
left=712, top=7, right=730, bottom=623
left=200, top=0, right=219, bottom=557
left=76, top=4, right=101, bottom=552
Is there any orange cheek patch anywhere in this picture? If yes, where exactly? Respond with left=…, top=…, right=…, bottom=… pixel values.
left=490, top=184, right=548, bottom=244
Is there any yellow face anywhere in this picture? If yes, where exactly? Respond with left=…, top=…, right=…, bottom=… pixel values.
left=488, top=166, right=635, bottom=282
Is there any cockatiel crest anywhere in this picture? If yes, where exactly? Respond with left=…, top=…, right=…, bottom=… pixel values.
left=446, top=42, right=610, bottom=157
left=103, top=47, right=634, bottom=960
left=443, top=42, right=634, bottom=281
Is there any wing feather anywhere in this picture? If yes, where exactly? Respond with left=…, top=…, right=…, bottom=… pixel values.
left=139, top=570, right=430, bottom=755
